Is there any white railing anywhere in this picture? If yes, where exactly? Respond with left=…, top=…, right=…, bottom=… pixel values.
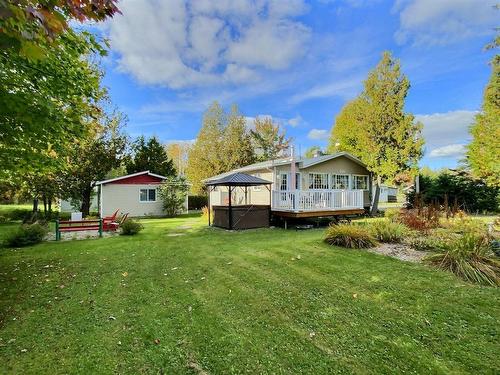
left=272, top=190, right=364, bottom=211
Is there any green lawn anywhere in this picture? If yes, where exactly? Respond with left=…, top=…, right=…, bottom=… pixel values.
left=0, top=215, right=499, bottom=374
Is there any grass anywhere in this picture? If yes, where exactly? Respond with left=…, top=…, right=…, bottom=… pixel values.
left=0, top=215, right=499, bottom=374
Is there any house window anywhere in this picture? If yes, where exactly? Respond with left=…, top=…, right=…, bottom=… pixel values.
left=278, top=173, right=288, bottom=191
left=332, top=174, right=350, bottom=189
left=140, top=188, right=157, bottom=202
left=308, top=173, right=329, bottom=190
left=353, top=175, right=369, bottom=190
left=295, top=173, right=301, bottom=190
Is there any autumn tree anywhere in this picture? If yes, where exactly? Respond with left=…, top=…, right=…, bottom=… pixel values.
left=126, top=136, right=176, bottom=177
left=0, top=0, right=119, bottom=59
left=328, top=51, right=424, bottom=214
left=187, top=102, right=256, bottom=194
left=466, top=35, right=500, bottom=187
left=222, top=105, right=255, bottom=171
left=166, top=142, right=191, bottom=176
left=250, top=117, right=291, bottom=161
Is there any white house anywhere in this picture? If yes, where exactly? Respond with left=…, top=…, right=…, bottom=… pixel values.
left=96, top=170, right=187, bottom=217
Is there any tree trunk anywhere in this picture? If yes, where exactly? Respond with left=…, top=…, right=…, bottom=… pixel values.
left=370, top=176, right=381, bottom=216
left=42, top=195, right=47, bottom=215
left=48, top=199, right=52, bottom=218
left=32, top=198, right=38, bottom=213
left=81, top=187, right=92, bottom=217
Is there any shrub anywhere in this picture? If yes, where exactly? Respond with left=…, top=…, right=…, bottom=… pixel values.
left=158, top=176, right=189, bottom=217
left=8, top=208, right=33, bottom=221
left=324, top=224, right=377, bottom=249
left=188, top=195, right=208, bottom=210
left=120, top=219, right=143, bottom=235
left=397, top=208, right=439, bottom=232
left=4, top=223, right=48, bottom=247
left=368, top=220, right=409, bottom=243
left=384, top=208, right=401, bottom=222
left=424, top=233, right=500, bottom=286
left=201, top=206, right=213, bottom=223
left=440, top=216, right=489, bottom=236
left=0, top=215, right=7, bottom=223
left=404, top=228, right=456, bottom=252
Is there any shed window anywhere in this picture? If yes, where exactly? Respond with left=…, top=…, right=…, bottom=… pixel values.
left=353, top=175, right=369, bottom=190
left=140, top=188, right=157, bottom=202
left=332, top=174, right=350, bottom=189
left=308, top=173, right=329, bottom=190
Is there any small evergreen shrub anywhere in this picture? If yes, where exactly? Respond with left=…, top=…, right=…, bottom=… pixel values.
left=324, top=224, right=377, bottom=249
left=369, top=220, right=409, bottom=243
left=424, top=233, right=500, bottom=286
left=4, top=223, right=48, bottom=247
left=120, top=219, right=143, bottom=235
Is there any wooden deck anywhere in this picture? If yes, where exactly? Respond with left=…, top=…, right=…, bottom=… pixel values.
left=271, top=208, right=365, bottom=218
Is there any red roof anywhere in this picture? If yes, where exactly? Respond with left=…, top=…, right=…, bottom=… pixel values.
left=96, top=171, right=166, bottom=185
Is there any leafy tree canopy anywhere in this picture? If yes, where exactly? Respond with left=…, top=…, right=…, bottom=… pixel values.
left=187, top=102, right=256, bottom=194
left=250, top=117, right=291, bottom=161
left=304, top=146, right=323, bottom=159
left=0, top=0, right=119, bottom=59
left=466, top=33, right=500, bottom=187
left=328, top=51, right=424, bottom=213
left=0, top=31, right=107, bottom=179
left=126, top=136, right=176, bottom=178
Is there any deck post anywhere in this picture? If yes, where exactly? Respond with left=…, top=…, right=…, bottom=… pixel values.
left=55, top=220, right=60, bottom=241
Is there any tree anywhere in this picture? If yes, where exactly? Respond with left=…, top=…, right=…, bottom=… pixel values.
left=166, top=142, right=191, bottom=176
left=126, top=136, right=176, bottom=177
left=304, top=146, right=323, bottom=158
left=0, top=31, right=106, bottom=179
left=250, top=117, right=291, bottom=161
left=62, top=111, right=128, bottom=216
left=0, top=0, right=119, bottom=60
left=222, top=105, right=255, bottom=171
left=187, top=101, right=256, bottom=194
left=328, top=51, right=424, bottom=214
left=466, top=36, right=500, bottom=187
left=158, top=176, right=189, bottom=217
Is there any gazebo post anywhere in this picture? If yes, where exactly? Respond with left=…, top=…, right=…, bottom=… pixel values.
left=244, top=186, right=248, bottom=205
left=228, top=185, right=233, bottom=230
left=207, top=186, right=211, bottom=226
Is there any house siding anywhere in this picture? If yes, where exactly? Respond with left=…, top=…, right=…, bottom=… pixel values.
left=101, top=183, right=164, bottom=217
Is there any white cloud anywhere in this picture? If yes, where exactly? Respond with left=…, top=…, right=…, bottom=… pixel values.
left=289, top=74, right=363, bottom=103
left=429, top=144, right=467, bottom=158
left=307, top=129, right=329, bottom=141
left=395, top=0, right=497, bottom=46
left=107, top=0, right=310, bottom=88
left=287, top=115, right=303, bottom=127
left=416, top=110, right=476, bottom=152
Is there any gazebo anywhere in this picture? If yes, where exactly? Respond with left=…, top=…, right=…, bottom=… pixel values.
left=205, top=172, right=273, bottom=230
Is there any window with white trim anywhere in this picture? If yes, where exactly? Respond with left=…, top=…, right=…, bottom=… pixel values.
left=140, top=188, right=157, bottom=202
left=308, top=173, right=329, bottom=189
left=353, top=175, right=369, bottom=190
left=294, top=173, right=301, bottom=190
left=332, top=174, right=350, bottom=189
left=278, top=173, right=288, bottom=191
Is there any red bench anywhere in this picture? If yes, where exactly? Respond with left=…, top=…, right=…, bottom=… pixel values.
left=55, top=219, right=103, bottom=241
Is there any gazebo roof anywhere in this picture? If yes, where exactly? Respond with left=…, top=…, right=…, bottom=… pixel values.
left=205, top=172, right=272, bottom=187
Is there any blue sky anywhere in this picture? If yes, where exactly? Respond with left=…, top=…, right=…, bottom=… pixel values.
left=95, top=0, right=497, bottom=169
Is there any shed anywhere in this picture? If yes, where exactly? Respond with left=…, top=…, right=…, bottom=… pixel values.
left=205, top=172, right=272, bottom=230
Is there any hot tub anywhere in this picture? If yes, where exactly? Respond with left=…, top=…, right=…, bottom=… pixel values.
left=212, top=205, right=270, bottom=230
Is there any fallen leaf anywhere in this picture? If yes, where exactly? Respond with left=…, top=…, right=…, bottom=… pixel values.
left=296, top=255, right=301, bottom=260
left=154, top=338, right=160, bottom=345
left=309, top=332, right=316, bottom=338
left=353, top=293, right=358, bottom=299
left=122, top=272, right=128, bottom=277
left=108, top=316, right=116, bottom=321
left=20, top=349, right=27, bottom=353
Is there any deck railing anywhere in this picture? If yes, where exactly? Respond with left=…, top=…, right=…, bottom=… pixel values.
left=271, top=190, right=364, bottom=211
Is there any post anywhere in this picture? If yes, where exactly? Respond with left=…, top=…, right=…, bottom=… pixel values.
left=99, top=218, right=103, bottom=237
left=55, top=220, right=60, bottom=241
left=244, top=186, right=248, bottom=205
left=207, top=186, right=211, bottom=226
left=228, top=185, right=233, bottom=230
